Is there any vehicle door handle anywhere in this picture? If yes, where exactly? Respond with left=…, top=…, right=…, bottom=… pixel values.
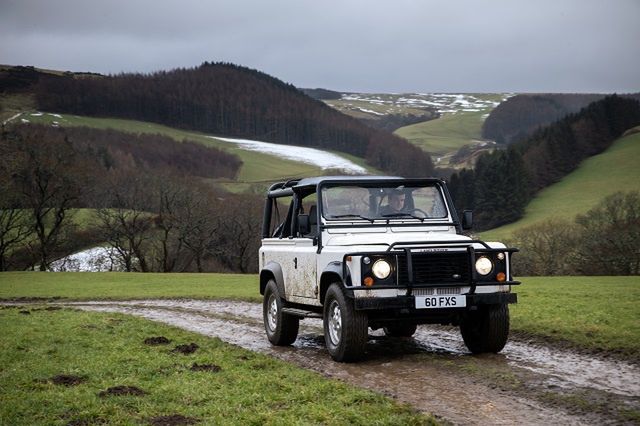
left=294, top=257, right=298, bottom=269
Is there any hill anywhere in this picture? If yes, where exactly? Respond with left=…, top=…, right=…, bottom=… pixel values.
left=324, top=92, right=508, bottom=169
left=10, top=112, right=330, bottom=189
left=482, top=93, right=640, bottom=145
left=30, top=62, right=433, bottom=177
left=481, top=128, right=640, bottom=241
left=449, top=95, right=640, bottom=230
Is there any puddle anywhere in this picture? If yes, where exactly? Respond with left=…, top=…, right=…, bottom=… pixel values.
left=62, top=299, right=615, bottom=425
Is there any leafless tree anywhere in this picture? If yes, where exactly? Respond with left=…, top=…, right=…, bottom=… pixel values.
left=94, top=171, right=155, bottom=272
left=3, top=127, right=85, bottom=270
left=572, top=191, right=640, bottom=275
left=509, top=219, right=579, bottom=276
left=211, top=195, right=262, bottom=273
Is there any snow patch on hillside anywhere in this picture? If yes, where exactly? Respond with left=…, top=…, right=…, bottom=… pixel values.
left=211, top=136, right=368, bottom=174
left=50, top=247, right=127, bottom=272
left=339, top=93, right=514, bottom=116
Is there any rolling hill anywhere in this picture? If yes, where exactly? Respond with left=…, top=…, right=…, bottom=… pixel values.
left=325, top=92, right=509, bottom=169
left=481, top=127, right=640, bottom=241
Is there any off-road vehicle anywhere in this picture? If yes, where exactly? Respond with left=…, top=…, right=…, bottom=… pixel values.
left=259, top=176, right=519, bottom=362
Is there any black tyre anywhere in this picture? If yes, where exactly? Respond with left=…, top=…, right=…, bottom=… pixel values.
left=263, top=280, right=299, bottom=346
left=323, top=283, right=368, bottom=362
left=460, top=304, right=510, bottom=354
left=383, top=323, right=418, bottom=338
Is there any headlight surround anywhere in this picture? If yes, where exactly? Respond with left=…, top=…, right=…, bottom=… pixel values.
left=475, top=256, right=493, bottom=276
left=371, top=259, right=392, bottom=279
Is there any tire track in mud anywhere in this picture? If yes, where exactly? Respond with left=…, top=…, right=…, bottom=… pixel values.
left=57, top=300, right=639, bottom=425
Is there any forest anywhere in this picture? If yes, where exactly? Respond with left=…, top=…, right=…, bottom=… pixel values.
left=481, top=93, right=640, bottom=145
left=33, top=62, right=434, bottom=177
left=449, top=95, right=640, bottom=230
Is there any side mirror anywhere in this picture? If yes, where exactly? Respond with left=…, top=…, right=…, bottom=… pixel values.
left=462, top=210, right=473, bottom=230
left=298, top=214, right=310, bottom=235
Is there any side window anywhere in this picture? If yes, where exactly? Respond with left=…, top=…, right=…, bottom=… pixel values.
left=269, top=196, right=293, bottom=238
left=297, top=192, right=319, bottom=238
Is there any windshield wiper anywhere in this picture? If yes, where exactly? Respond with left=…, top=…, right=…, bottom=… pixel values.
left=328, top=214, right=375, bottom=223
left=381, top=212, right=425, bottom=222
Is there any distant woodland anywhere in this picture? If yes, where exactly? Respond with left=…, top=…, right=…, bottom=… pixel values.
left=482, top=93, right=640, bottom=145
left=449, top=95, right=640, bottom=230
left=34, top=62, right=434, bottom=177
left=0, top=124, right=258, bottom=273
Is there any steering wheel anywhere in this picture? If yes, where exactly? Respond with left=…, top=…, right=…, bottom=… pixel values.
left=407, top=208, right=429, bottom=218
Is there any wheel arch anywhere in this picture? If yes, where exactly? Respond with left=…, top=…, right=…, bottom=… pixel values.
left=319, top=261, right=350, bottom=304
left=260, top=261, right=285, bottom=296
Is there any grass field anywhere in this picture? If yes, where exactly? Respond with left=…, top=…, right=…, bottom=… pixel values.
left=509, top=276, right=640, bottom=359
left=1, top=272, right=638, bottom=358
left=0, top=308, right=434, bottom=425
left=482, top=130, right=640, bottom=241
left=0, top=272, right=260, bottom=302
left=13, top=112, right=329, bottom=185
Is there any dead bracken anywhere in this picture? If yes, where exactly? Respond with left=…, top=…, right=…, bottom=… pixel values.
left=144, top=336, right=171, bottom=345
left=190, top=363, right=222, bottom=372
left=50, top=374, right=86, bottom=386
left=172, top=343, right=199, bottom=354
left=148, top=414, right=199, bottom=426
left=98, top=385, right=147, bottom=397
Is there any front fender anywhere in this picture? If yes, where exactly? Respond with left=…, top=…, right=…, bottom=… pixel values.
left=319, top=261, right=353, bottom=303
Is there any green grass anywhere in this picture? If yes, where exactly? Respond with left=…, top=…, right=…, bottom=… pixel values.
left=0, top=308, right=435, bottom=425
left=482, top=130, right=640, bottom=241
left=511, top=276, right=640, bottom=357
left=17, top=112, right=332, bottom=184
left=394, top=110, right=487, bottom=157
left=393, top=95, right=501, bottom=168
left=2, top=273, right=638, bottom=358
left=0, top=272, right=260, bottom=302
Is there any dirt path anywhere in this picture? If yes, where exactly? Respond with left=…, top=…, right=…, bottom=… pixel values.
left=55, top=300, right=640, bottom=425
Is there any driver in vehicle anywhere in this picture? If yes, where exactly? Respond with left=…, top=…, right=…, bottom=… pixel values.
left=379, top=189, right=406, bottom=216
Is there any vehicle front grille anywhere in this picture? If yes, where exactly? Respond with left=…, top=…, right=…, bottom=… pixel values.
left=413, top=287, right=462, bottom=296
left=397, top=252, right=470, bottom=285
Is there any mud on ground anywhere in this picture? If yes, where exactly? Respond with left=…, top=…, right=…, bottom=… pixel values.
left=11, top=299, right=640, bottom=425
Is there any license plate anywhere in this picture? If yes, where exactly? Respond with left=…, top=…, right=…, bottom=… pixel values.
left=415, top=295, right=466, bottom=309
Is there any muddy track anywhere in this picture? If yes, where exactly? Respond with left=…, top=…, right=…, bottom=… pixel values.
left=46, top=300, right=640, bottom=424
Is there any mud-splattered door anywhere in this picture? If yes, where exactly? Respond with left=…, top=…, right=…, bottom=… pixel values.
left=285, top=238, right=318, bottom=300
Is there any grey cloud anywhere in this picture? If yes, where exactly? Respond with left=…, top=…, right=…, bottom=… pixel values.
left=0, top=0, right=638, bottom=92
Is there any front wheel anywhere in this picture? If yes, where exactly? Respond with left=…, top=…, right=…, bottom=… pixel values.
left=460, top=304, right=510, bottom=354
left=323, top=283, right=367, bottom=362
left=263, top=280, right=299, bottom=346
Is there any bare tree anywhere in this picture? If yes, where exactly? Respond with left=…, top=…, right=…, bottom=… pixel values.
left=4, top=127, right=85, bottom=270
left=212, top=195, right=262, bottom=273
left=95, top=171, right=155, bottom=272
left=509, top=219, right=579, bottom=276
left=572, top=191, right=640, bottom=275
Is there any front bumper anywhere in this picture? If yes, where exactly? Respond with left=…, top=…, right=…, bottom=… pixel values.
left=353, top=292, right=517, bottom=311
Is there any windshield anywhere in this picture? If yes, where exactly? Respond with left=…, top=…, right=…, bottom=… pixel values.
left=321, top=183, right=448, bottom=220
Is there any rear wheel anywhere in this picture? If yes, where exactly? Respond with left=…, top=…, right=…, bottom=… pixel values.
left=460, top=304, right=509, bottom=354
left=383, top=323, right=417, bottom=338
left=263, top=280, right=299, bottom=346
left=323, top=283, right=367, bottom=362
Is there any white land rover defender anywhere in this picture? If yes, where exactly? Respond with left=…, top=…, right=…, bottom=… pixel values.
left=259, top=176, right=519, bottom=362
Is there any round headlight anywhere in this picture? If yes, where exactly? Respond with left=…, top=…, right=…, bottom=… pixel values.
left=475, top=256, right=493, bottom=275
left=371, top=259, right=392, bottom=279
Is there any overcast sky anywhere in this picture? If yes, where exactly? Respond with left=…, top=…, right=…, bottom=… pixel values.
left=1, top=0, right=638, bottom=93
